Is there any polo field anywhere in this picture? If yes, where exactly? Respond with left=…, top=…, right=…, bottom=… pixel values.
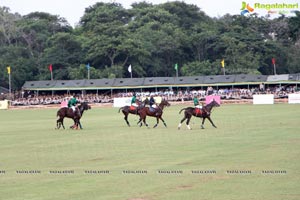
left=0, top=103, right=299, bottom=200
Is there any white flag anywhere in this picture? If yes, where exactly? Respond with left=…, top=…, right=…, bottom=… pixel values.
left=128, top=64, right=132, bottom=73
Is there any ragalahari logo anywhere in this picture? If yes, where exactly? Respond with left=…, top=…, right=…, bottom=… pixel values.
left=241, top=2, right=299, bottom=16
left=241, top=2, right=255, bottom=15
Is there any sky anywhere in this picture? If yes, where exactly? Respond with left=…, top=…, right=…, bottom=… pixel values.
left=0, top=0, right=299, bottom=27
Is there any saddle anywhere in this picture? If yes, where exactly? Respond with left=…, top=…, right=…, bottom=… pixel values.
left=149, top=107, right=156, bottom=113
left=130, top=105, right=136, bottom=111
left=194, top=108, right=202, bottom=115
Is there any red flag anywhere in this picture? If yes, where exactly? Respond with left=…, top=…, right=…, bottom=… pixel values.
left=48, top=64, right=53, bottom=72
left=272, top=58, right=276, bottom=65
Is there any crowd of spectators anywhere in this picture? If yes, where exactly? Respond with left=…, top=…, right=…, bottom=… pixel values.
left=6, top=84, right=299, bottom=106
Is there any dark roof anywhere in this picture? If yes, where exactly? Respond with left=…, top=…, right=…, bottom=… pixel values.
left=53, top=80, right=86, bottom=88
left=267, top=75, right=289, bottom=82
left=288, top=74, right=299, bottom=81
left=21, top=74, right=299, bottom=90
left=144, top=77, right=175, bottom=86
left=113, top=78, right=144, bottom=87
left=235, top=74, right=267, bottom=82
left=204, top=75, right=236, bottom=84
left=174, top=76, right=204, bottom=85
left=0, top=86, right=9, bottom=94
left=84, top=79, right=114, bottom=88
left=22, top=80, right=56, bottom=89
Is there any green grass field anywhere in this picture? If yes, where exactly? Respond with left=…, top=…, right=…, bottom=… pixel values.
left=0, top=103, right=299, bottom=200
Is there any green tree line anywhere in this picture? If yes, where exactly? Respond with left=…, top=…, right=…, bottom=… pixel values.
left=1, top=1, right=300, bottom=89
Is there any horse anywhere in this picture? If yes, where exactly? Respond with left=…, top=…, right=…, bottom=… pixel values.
left=178, top=99, right=220, bottom=130
left=56, top=102, right=91, bottom=130
left=118, top=98, right=149, bottom=127
left=138, top=99, right=170, bottom=128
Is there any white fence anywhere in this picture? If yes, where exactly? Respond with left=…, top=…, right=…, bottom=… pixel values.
left=288, top=93, right=300, bottom=104
left=0, top=100, right=9, bottom=109
left=253, top=94, right=274, bottom=104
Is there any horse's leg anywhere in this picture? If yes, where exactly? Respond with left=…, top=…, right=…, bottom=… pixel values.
left=56, top=116, right=64, bottom=129
left=206, top=116, right=217, bottom=128
left=78, top=120, right=82, bottom=129
left=70, top=119, right=75, bottom=129
left=123, top=111, right=130, bottom=127
left=56, top=119, right=61, bottom=129
left=153, top=117, right=159, bottom=128
left=137, top=117, right=143, bottom=127
left=201, top=117, right=206, bottom=129
left=186, top=115, right=192, bottom=130
left=142, top=116, right=149, bottom=128
left=159, top=116, right=167, bottom=128
left=136, top=111, right=143, bottom=127
left=60, top=118, right=65, bottom=129
left=178, top=116, right=187, bottom=130
left=178, top=113, right=188, bottom=130
left=75, top=119, right=79, bottom=130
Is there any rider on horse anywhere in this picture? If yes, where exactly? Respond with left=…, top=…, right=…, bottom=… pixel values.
left=149, top=95, right=156, bottom=112
left=68, top=95, right=81, bottom=117
left=130, top=92, right=138, bottom=111
left=131, top=92, right=137, bottom=106
left=193, top=95, right=209, bottom=115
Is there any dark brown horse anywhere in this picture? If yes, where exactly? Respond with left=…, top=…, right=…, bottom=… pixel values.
left=138, top=99, right=170, bottom=128
left=56, top=102, right=91, bottom=129
left=118, top=98, right=149, bottom=127
left=178, top=99, right=220, bottom=130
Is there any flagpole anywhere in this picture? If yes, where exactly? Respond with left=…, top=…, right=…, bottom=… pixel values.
left=272, top=58, right=277, bottom=75
left=86, top=63, right=90, bottom=79
left=175, top=63, right=178, bottom=77
left=8, top=71, right=11, bottom=100
left=49, top=64, right=53, bottom=80
left=221, top=59, right=225, bottom=75
left=128, top=64, right=132, bottom=78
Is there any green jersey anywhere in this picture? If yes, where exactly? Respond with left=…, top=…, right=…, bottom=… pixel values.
left=68, top=97, right=78, bottom=107
left=131, top=96, right=136, bottom=104
left=193, top=97, right=199, bottom=106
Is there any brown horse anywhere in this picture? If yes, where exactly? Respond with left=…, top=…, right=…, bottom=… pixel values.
left=178, top=99, right=220, bottom=130
left=118, top=98, right=149, bottom=127
left=56, top=102, right=91, bottom=129
left=138, top=99, right=170, bottom=128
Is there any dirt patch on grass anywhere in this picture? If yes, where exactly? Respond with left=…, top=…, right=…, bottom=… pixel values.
left=176, top=185, right=193, bottom=190
left=128, top=198, right=150, bottom=200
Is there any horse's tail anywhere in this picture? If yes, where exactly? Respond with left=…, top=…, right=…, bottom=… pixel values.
left=118, top=107, right=123, bottom=113
left=56, top=109, right=62, bottom=120
left=57, top=109, right=60, bottom=117
left=179, top=108, right=186, bottom=114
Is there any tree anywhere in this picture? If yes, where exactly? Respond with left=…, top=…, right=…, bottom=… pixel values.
left=181, top=60, right=218, bottom=76
left=79, top=2, right=133, bottom=77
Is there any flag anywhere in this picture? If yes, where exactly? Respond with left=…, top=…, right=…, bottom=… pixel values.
left=221, top=59, right=225, bottom=68
left=7, top=66, right=11, bottom=74
left=48, top=64, right=53, bottom=72
left=272, top=58, right=276, bottom=65
left=128, top=64, right=132, bottom=73
left=86, top=63, right=90, bottom=70
left=174, top=63, right=178, bottom=71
